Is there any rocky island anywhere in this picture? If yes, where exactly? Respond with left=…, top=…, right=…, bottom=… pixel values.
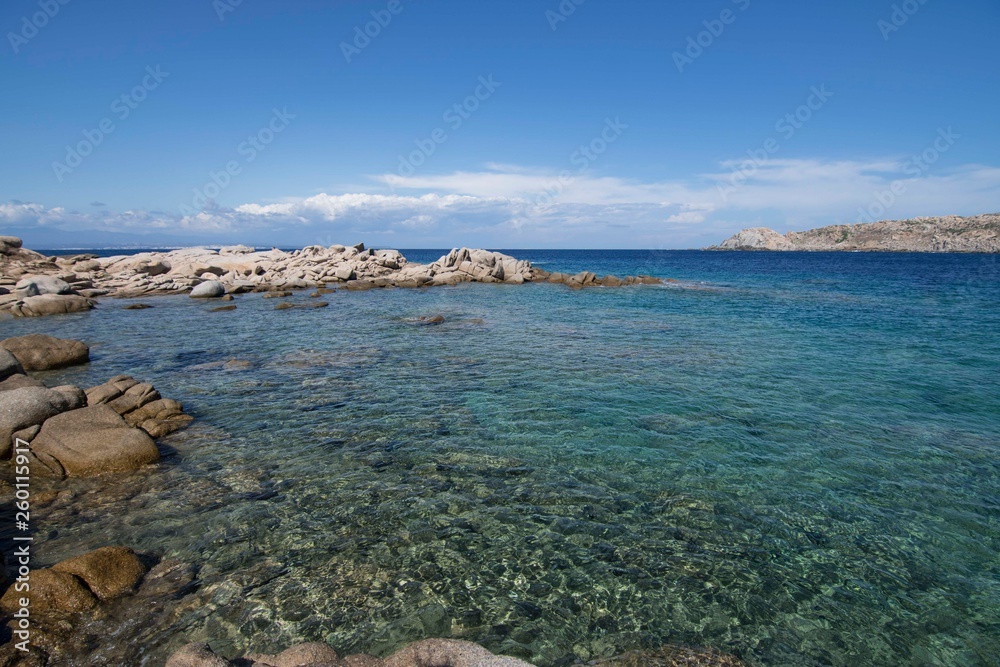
left=0, top=238, right=661, bottom=318
left=711, top=213, right=1000, bottom=252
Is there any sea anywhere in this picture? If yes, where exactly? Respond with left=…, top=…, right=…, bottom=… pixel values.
left=5, top=249, right=1000, bottom=666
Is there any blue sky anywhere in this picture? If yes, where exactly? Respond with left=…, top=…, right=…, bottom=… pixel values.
left=1, top=0, right=998, bottom=248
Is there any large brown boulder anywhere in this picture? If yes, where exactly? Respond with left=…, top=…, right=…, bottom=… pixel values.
left=9, top=294, right=95, bottom=317
left=51, top=546, right=148, bottom=602
left=0, top=385, right=84, bottom=458
left=0, top=334, right=90, bottom=371
left=0, top=569, right=98, bottom=615
left=29, top=405, right=160, bottom=477
left=0, top=546, right=149, bottom=627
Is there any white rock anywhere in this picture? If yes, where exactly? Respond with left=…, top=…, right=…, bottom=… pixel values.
left=14, top=275, right=72, bottom=298
left=189, top=281, right=225, bottom=298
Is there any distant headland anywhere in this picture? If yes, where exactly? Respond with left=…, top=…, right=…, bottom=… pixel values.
left=710, top=213, right=1000, bottom=253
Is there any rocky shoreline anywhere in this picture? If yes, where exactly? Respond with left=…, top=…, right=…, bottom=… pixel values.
left=0, top=238, right=663, bottom=318
left=710, top=213, right=1000, bottom=252
left=0, top=334, right=192, bottom=474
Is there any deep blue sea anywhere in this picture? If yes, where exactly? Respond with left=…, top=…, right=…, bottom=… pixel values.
left=6, top=250, right=1000, bottom=666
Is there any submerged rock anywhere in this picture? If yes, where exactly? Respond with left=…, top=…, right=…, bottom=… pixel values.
left=412, top=315, right=446, bottom=325
left=0, top=546, right=147, bottom=616
left=166, top=639, right=535, bottom=667
left=50, top=546, right=148, bottom=602
left=0, top=568, right=99, bottom=615
left=581, top=645, right=746, bottom=666
left=536, top=269, right=661, bottom=288
left=166, top=644, right=232, bottom=667
left=243, top=642, right=341, bottom=666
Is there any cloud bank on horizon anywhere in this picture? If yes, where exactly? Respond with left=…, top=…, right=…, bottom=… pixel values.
left=4, top=158, right=1000, bottom=248
left=2, top=0, right=998, bottom=248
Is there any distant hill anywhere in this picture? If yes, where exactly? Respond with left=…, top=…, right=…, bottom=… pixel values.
left=710, top=214, right=1000, bottom=253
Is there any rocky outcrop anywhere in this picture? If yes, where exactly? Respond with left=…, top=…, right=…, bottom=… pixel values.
left=0, top=569, right=100, bottom=615
left=0, top=552, right=194, bottom=666
left=711, top=227, right=796, bottom=251
left=0, top=334, right=90, bottom=371
left=0, top=237, right=56, bottom=279
left=28, top=405, right=161, bottom=477
left=421, top=248, right=533, bottom=286
left=0, top=238, right=664, bottom=315
left=85, top=374, right=194, bottom=439
left=167, top=639, right=535, bottom=667
left=0, top=344, right=191, bottom=474
left=0, top=248, right=99, bottom=315
left=711, top=213, right=1000, bottom=252
left=0, top=546, right=148, bottom=616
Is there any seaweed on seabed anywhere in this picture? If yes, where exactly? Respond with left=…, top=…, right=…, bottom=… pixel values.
left=580, top=644, right=747, bottom=666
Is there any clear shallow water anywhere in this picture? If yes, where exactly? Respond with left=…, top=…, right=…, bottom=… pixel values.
left=3, top=250, right=999, bottom=666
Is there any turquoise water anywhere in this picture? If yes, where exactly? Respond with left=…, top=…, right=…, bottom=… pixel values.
left=5, top=250, right=1000, bottom=666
